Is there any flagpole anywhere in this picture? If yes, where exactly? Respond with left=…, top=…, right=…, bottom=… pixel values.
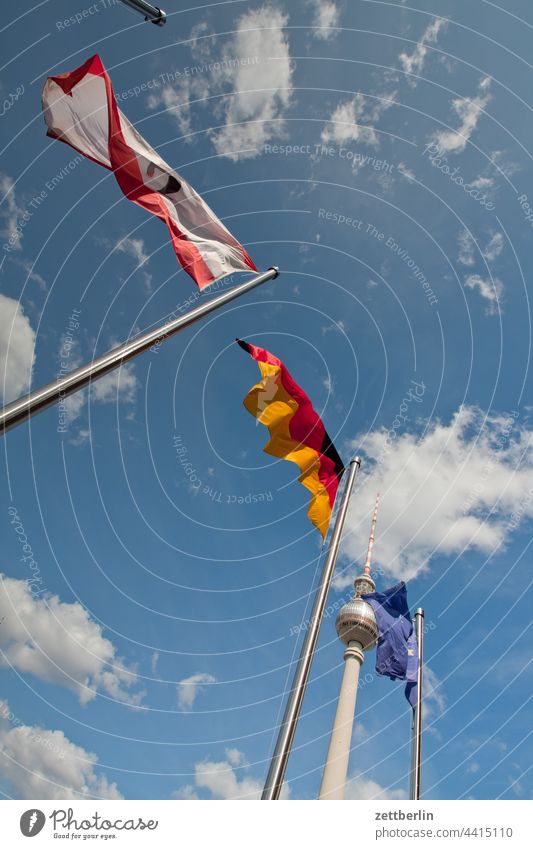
left=118, top=0, right=167, bottom=25
left=409, top=607, right=424, bottom=800
left=0, top=267, right=279, bottom=435
left=261, top=457, right=361, bottom=800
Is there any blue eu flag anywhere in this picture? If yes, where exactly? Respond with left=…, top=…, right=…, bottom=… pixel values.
left=362, top=581, right=413, bottom=681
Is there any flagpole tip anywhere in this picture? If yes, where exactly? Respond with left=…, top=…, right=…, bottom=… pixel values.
left=268, top=266, right=280, bottom=278
left=151, top=6, right=166, bottom=25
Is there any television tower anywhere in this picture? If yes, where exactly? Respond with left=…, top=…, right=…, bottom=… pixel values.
left=318, top=494, right=380, bottom=800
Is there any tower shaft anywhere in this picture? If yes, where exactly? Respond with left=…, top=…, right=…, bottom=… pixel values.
left=318, top=641, right=364, bottom=800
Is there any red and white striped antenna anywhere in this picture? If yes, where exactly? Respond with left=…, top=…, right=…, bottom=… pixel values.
left=363, top=493, right=380, bottom=576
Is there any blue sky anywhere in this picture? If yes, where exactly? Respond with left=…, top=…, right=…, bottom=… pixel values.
left=0, top=0, right=532, bottom=800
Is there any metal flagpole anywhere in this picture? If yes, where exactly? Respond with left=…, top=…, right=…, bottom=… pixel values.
left=0, top=267, right=279, bottom=435
left=409, top=607, right=424, bottom=800
left=118, top=0, right=167, bottom=26
left=261, top=457, right=361, bottom=800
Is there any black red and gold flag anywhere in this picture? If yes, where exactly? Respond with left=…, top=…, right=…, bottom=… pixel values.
left=238, top=339, right=344, bottom=539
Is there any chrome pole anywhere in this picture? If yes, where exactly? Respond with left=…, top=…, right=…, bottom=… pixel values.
left=118, top=0, right=167, bottom=26
left=0, top=267, right=279, bottom=435
left=409, top=608, right=424, bottom=800
left=261, top=458, right=361, bottom=800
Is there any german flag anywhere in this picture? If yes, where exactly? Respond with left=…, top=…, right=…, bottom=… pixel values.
left=237, top=339, right=345, bottom=539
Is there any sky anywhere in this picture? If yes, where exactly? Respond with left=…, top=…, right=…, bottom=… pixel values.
left=0, top=0, right=532, bottom=801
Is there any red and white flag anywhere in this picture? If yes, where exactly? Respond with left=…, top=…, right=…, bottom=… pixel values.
left=41, top=55, right=257, bottom=289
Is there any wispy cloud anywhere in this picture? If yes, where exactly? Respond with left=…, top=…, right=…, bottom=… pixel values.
left=321, top=92, right=396, bottom=149
left=457, top=230, right=475, bottom=267
left=399, top=17, right=447, bottom=82
left=464, top=274, right=504, bottom=315
left=321, top=319, right=346, bottom=334
left=433, top=76, right=491, bottom=154
left=308, top=0, right=340, bottom=41
left=211, top=7, right=293, bottom=160
left=424, top=665, right=446, bottom=719
left=177, top=672, right=216, bottom=710
left=115, top=236, right=149, bottom=266
left=0, top=293, right=35, bottom=403
left=483, top=231, right=504, bottom=262
left=345, top=774, right=406, bottom=800
left=112, top=236, right=153, bottom=292
left=457, top=229, right=505, bottom=268
left=0, top=172, right=25, bottom=252
left=173, top=748, right=290, bottom=799
left=90, top=365, right=138, bottom=405
left=149, top=7, right=294, bottom=161
left=56, top=336, right=138, bottom=430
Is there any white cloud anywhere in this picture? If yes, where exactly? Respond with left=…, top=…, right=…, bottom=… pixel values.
left=173, top=783, right=199, bottom=799
left=458, top=230, right=504, bottom=270
left=0, top=172, right=25, bottom=251
left=424, top=665, right=446, bottom=719
left=177, top=672, right=216, bottom=710
left=0, top=293, right=36, bottom=403
left=115, top=236, right=149, bottom=267
left=399, top=18, right=446, bottom=81
left=397, top=162, right=416, bottom=181
left=63, top=390, right=86, bottom=426
left=337, top=406, right=533, bottom=583
left=0, top=576, right=140, bottom=706
left=147, top=74, right=209, bottom=139
left=146, top=23, right=211, bottom=138
left=0, top=699, right=122, bottom=799
left=57, top=343, right=138, bottom=428
left=345, top=774, right=406, bottom=799
left=69, top=426, right=91, bottom=446
left=188, top=21, right=213, bottom=61
left=112, top=237, right=152, bottom=291
left=470, top=176, right=494, bottom=191
left=464, top=274, right=504, bottom=314
left=482, top=231, right=504, bottom=262
left=174, top=749, right=290, bottom=799
left=150, top=8, right=294, bottom=161
left=225, top=747, right=246, bottom=766
left=457, top=230, right=475, bottom=267
left=490, top=150, right=520, bottom=180
left=309, top=0, right=340, bottom=41
left=211, top=7, right=294, bottom=160
left=13, top=258, right=47, bottom=290
left=321, top=92, right=396, bottom=149
left=433, top=76, right=491, bottom=155
left=90, top=363, right=138, bottom=404
left=323, top=374, right=334, bottom=395
left=321, top=319, right=346, bottom=334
